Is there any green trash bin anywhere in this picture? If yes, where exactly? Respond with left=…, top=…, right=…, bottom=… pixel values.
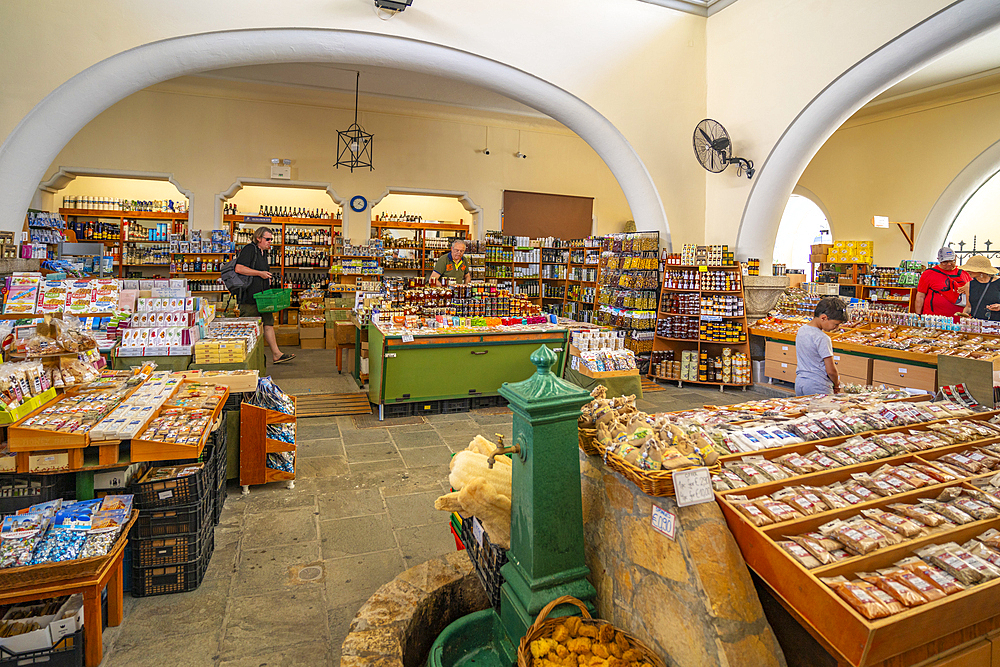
left=253, top=288, right=292, bottom=313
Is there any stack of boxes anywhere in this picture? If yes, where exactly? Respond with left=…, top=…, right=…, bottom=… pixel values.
left=128, top=455, right=216, bottom=597
left=826, top=240, right=874, bottom=264
left=193, top=338, right=248, bottom=365
left=809, top=243, right=832, bottom=263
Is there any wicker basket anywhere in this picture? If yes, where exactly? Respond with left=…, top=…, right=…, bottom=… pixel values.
left=603, top=449, right=722, bottom=498
left=517, top=596, right=666, bottom=667
left=578, top=420, right=601, bottom=457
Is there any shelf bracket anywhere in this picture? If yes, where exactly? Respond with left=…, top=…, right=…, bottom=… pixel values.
left=894, top=222, right=915, bottom=252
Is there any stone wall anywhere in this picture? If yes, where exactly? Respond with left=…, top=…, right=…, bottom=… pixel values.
left=341, top=551, right=490, bottom=667
left=580, top=452, right=787, bottom=667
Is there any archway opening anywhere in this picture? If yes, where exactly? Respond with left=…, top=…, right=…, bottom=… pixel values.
left=946, top=168, right=1000, bottom=254
left=773, top=194, right=830, bottom=274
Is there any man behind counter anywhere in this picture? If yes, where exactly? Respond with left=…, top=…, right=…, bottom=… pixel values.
left=430, top=239, right=472, bottom=284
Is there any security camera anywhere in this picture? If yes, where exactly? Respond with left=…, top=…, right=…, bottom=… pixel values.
left=375, top=0, right=412, bottom=10
left=483, top=149, right=490, bottom=155
left=515, top=152, right=527, bottom=159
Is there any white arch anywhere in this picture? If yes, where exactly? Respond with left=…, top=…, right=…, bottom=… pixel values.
left=216, top=177, right=347, bottom=233
left=38, top=166, right=194, bottom=206
left=737, top=0, right=1000, bottom=264
left=791, top=185, right=834, bottom=236
left=913, top=137, right=1000, bottom=260
left=370, top=187, right=484, bottom=241
left=0, top=29, right=668, bottom=245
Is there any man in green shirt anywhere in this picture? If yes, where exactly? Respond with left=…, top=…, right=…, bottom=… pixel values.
left=430, top=239, right=472, bottom=283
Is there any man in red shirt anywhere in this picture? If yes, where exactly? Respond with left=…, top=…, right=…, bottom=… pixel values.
left=913, top=247, right=970, bottom=316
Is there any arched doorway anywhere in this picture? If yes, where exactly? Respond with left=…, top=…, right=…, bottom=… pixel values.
left=737, top=0, right=1000, bottom=265
left=945, top=167, right=1000, bottom=253
left=0, top=29, right=668, bottom=244
left=773, top=193, right=830, bottom=274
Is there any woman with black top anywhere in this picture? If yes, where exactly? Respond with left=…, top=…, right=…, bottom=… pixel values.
left=960, top=255, right=1000, bottom=321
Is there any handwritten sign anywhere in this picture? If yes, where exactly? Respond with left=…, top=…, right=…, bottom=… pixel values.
left=401, top=333, right=414, bottom=343
left=672, top=467, right=714, bottom=507
left=873, top=215, right=889, bottom=229
left=651, top=505, right=676, bottom=540
left=472, top=517, right=484, bottom=546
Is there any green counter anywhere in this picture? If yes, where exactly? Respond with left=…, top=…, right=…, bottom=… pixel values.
left=367, top=325, right=569, bottom=416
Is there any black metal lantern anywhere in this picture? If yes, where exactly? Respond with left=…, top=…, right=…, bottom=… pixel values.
left=336, top=72, right=374, bottom=172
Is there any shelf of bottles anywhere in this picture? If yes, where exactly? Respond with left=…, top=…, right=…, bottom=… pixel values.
left=595, top=233, right=660, bottom=351
left=649, top=245, right=752, bottom=387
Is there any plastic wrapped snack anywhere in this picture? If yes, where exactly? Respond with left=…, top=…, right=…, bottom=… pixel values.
left=919, top=500, right=975, bottom=525
left=729, top=496, right=774, bottom=527
left=790, top=534, right=836, bottom=565
left=753, top=497, right=805, bottom=523
left=821, top=576, right=893, bottom=620
left=773, top=488, right=825, bottom=516
left=875, top=567, right=938, bottom=603
left=777, top=540, right=822, bottom=569
left=888, top=503, right=949, bottom=528
left=897, top=557, right=966, bottom=595
left=853, top=578, right=906, bottom=615
left=775, top=453, right=821, bottom=475
left=861, top=508, right=923, bottom=538
left=822, top=519, right=880, bottom=556
left=915, top=544, right=983, bottom=585
left=725, top=462, right=770, bottom=486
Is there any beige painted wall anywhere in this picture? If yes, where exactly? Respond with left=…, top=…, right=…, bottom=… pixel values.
left=2, top=0, right=974, bottom=249
left=372, top=194, right=469, bottom=226
left=797, top=83, right=1000, bottom=265
left=56, top=176, right=188, bottom=208
left=38, top=77, right=633, bottom=240
left=1, top=0, right=708, bottom=244
left=705, top=0, right=953, bottom=249
left=227, top=186, right=340, bottom=218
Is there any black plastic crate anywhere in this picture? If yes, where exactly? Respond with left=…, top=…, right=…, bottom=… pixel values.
left=132, top=522, right=212, bottom=568
left=131, top=524, right=213, bottom=597
left=470, top=395, right=506, bottom=409
left=441, top=398, right=471, bottom=414
left=412, top=400, right=441, bottom=416
left=459, top=516, right=508, bottom=611
left=0, top=473, right=77, bottom=517
left=0, top=627, right=83, bottom=667
left=130, top=463, right=208, bottom=510
left=382, top=402, right=413, bottom=418
left=213, top=482, right=226, bottom=525
left=132, top=493, right=211, bottom=539
left=223, top=392, right=244, bottom=412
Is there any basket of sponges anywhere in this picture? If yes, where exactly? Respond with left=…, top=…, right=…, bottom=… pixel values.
left=518, top=596, right=665, bottom=667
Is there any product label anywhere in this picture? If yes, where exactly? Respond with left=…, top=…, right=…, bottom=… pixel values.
left=651, top=505, right=676, bottom=540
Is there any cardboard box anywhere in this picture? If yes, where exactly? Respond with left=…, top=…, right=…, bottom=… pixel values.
left=287, top=310, right=298, bottom=325
left=810, top=243, right=833, bottom=253
left=334, top=321, right=355, bottom=345
left=29, top=451, right=69, bottom=472
left=809, top=253, right=828, bottom=263
left=274, top=325, right=299, bottom=347
left=326, top=331, right=337, bottom=349
left=300, top=338, right=324, bottom=349
left=298, top=325, right=325, bottom=339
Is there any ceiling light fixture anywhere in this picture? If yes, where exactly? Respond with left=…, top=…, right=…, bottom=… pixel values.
left=336, top=72, right=374, bottom=172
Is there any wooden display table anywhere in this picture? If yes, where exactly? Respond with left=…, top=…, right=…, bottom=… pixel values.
left=0, top=515, right=134, bottom=667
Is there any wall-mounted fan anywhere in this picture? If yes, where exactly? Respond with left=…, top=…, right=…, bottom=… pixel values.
left=693, top=119, right=755, bottom=179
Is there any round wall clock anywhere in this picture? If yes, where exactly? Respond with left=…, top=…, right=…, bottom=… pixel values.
left=350, top=195, right=368, bottom=212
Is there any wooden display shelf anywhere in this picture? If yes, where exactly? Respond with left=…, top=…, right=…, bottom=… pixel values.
left=129, top=381, right=230, bottom=462
left=60, top=208, right=188, bottom=219
left=239, top=397, right=296, bottom=489
left=716, top=423, right=1000, bottom=667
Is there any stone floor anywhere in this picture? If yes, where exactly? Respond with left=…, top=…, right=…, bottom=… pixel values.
left=96, top=348, right=779, bottom=666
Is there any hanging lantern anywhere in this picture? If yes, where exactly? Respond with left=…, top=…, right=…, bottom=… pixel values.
left=336, top=72, right=374, bottom=172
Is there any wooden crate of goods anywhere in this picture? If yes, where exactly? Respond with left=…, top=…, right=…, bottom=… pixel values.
left=130, top=381, right=229, bottom=462
left=715, top=409, right=1000, bottom=666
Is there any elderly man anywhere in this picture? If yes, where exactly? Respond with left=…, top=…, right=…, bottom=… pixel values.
left=913, top=246, right=970, bottom=317
left=429, top=239, right=472, bottom=284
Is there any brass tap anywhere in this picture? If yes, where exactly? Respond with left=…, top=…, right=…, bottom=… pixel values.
left=487, top=433, right=520, bottom=468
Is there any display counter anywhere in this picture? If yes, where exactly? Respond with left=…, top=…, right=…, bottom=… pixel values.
left=715, top=408, right=1000, bottom=666
left=367, top=324, right=568, bottom=418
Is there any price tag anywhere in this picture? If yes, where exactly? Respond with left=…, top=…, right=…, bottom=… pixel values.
left=402, top=334, right=414, bottom=343
left=651, top=505, right=676, bottom=540
left=672, top=467, right=714, bottom=507
left=158, top=490, right=173, bottom=500
left=472, top=518, right=484, bottom=546
left=898, top=368, right=907, bottom=374
left=698, top=265, right=708, bottom=272
left=701, top=315, right=722, bottom=322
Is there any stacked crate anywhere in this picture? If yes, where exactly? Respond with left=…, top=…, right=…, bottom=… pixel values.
left=127, top=455, right=215, bottom=597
